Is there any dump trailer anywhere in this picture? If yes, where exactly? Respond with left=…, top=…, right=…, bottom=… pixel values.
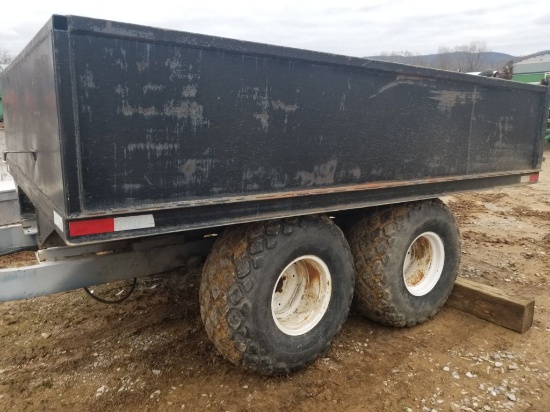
left=0, top=15, right=548, bottom=375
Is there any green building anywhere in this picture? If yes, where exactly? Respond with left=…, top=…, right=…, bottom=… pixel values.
left=513, top=54, right=550, bottom=84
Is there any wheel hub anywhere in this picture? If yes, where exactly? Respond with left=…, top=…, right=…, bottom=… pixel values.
left=403, top=232, right=445, bottom=296
left=271, top=255, right=332, bottom=336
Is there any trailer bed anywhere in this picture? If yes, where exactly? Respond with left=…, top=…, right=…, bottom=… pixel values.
left=1, top=15, right=548, bottom=245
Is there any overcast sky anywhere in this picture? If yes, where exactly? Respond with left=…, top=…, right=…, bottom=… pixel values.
left=1, top=0, right=549, bottom=59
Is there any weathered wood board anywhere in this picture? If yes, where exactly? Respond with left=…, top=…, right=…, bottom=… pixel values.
left=446, top=277, right=535, bottom=333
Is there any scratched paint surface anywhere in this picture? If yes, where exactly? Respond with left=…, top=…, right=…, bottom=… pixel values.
left=3, top=16, right=544, bottom=218
left=68, top=30, right=542, bottom=213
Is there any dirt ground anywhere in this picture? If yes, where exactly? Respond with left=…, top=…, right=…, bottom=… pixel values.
left=1, top=158, right=550, bottom=412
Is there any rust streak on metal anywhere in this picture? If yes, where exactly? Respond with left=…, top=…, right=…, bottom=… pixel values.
left=251, top=169, right=537, bottom=201
left=65, top=169, right=538, bottom=218
left=396, top=75, right=427, bottom=82
left=406, top=237, right=432, bottom=286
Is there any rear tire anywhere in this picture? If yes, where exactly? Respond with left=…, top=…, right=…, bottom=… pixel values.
left=199, top=215, right=354, bottom=375
left=347, top=199, right=460, bottom=327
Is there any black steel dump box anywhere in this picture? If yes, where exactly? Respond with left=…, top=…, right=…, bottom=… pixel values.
left=1, top=15, right=548, bottom=246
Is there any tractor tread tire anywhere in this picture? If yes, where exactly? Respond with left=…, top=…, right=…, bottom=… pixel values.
left=200, top=215, right=354, bottom=375
left=347, top=199, right=460, bottom=327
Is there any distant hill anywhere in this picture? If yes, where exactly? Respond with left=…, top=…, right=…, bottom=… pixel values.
left=366, top=50, right=550, bottom=71
left=369, top=51, right=511, bottom=68
left=518, top=50, right=550, bottom=61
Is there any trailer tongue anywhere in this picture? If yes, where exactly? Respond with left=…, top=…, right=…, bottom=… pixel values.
left=0, top=15, right=548, bottom=375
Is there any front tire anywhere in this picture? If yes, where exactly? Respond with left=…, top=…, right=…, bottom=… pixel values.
left=347, top=199, right=460, bottom=327
left=199, top=215, right=354, bottom=375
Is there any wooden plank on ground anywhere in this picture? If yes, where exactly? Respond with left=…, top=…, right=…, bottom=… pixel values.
left=445, top=277, right=535, bottom=333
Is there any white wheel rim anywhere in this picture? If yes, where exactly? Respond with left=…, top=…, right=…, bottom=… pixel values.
left=403, top=232, right=445, bottom=296
left=271, top=255, right=332, bottom=336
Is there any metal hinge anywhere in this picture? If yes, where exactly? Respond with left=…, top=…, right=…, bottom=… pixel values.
left=21, top=218, right=38, bottom=235
left=2, top=151, right=37, bottom=161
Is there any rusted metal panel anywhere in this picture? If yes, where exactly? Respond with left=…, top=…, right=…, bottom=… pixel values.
left=1, top=15, right=548, bottom=245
